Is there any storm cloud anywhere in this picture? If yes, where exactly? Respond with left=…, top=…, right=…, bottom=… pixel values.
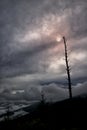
left=0, top=0, right=87, bottom=102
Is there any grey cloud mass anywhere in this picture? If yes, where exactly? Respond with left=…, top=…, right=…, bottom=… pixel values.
left=0, top=0, right=87, bottom=102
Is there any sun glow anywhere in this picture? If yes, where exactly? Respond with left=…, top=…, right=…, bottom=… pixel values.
left=56, top=35, right=62, bottom=42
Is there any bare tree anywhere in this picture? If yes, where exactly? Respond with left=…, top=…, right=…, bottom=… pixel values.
left=5, top=103, right=10, bottom=121
left=41, top=90, right=45, bottom=104
left=63, top=36, right=72, bottom=99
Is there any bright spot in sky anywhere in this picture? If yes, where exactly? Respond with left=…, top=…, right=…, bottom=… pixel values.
left=56, top=35, right=62, bottom=42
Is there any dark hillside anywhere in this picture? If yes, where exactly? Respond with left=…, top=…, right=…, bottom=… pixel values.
left=0, top=97, right=87, bottom=130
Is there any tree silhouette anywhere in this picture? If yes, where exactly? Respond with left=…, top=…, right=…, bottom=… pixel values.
left=41, top=90, right=45, bottom=104
left=63, top=36, right=72, bottom=99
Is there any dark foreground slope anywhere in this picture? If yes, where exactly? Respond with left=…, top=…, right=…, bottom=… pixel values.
left=0, top=97, right=87, bottom=130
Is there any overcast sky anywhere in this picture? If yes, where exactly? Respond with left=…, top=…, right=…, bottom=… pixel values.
left=0, top=0, right=87, bottom=102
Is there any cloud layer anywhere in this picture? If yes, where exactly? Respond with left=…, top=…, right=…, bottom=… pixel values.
left=0, top=0, right=87, bottom=102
